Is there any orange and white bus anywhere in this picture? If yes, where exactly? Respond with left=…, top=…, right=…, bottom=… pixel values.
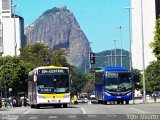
left=28, top=66, right=70, bottom=108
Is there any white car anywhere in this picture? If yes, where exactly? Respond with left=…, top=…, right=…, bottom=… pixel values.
left=82, top=98, right=88, bottom=103
left=77, top=98, right=82, bottom=103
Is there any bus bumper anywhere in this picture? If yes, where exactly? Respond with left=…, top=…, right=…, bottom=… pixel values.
left=104, top=93, right=132, bottom=101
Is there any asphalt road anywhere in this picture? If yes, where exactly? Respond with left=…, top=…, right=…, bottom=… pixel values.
left=0, top=103, right=160, bottom=120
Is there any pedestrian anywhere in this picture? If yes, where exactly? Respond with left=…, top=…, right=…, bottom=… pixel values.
left=13, top=98, right=16, bottom=107
left=23, top=98, right=27, bottom=107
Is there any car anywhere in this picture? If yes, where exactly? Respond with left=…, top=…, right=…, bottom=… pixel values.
left=82, top=98, right=88, bottom=103
left=90, top=97, right=98, bottom=104
left=77, top=98, right=82, bottom=103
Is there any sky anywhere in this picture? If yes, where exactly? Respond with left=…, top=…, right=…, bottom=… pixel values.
left=13, top=0, right=131, bottom=53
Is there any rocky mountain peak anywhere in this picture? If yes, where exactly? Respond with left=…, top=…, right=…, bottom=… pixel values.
left=25, top=6, right=90, bottom=72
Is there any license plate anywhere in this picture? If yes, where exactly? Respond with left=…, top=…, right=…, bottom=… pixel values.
left=51, top=99, right=57, bottom=102
left=117, top=96, right=121, bottom=98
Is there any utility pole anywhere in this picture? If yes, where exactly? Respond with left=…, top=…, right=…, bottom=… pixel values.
left=124, top=7, right=133, bottom=72
left=11, top=4, right=19, bottom=56
left=111, top=49, right=113, bottom=66
left=140, top=0, right=146, bottom=103
left=116, top=26, right=124, bottom=67
left=125, top=6, right=134, bottom=104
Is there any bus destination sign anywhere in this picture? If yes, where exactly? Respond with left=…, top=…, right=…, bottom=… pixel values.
left=38, top=69, right=67, bottom=74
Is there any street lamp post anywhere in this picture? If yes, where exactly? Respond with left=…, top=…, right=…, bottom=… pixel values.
left=116, top=26, right=124, bottom=67
left=140, top=0, right=146, bottom=103
left=113, top=40, right=117, bottom=66
left=124, top=7, right=133, bottom=72
left=125, top=6, right=135, bottom=104
left=110, top=49, right=113, bottom=66
left=11, top=4, right=19, bottom=56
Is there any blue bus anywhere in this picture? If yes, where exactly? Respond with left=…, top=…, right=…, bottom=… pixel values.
left=94, top=67, right=133, bottom=104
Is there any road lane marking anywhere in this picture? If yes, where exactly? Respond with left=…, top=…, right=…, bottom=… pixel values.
left=88, top=115, right=96, bottom=117
left=21, top=109, right=33, bottom=116
left=68, top=115, right=77, bottom=118
left=48, top=116, right=57, bottom=119
left=130, top=108, right=147, bottom=114
left=81, top=108, right=86, bottom=114
left=28, top=116, right=38, bottom=119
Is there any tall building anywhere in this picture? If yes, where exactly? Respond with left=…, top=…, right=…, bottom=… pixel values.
left=131, top=0, right=159, bottom=70
left=0, top=0, right=25, bottom=56
left=155, top=0, right=160, bottom=19
left=1, top=0, right=11, bottom=18
left=0, top=0, right=4, bottom=55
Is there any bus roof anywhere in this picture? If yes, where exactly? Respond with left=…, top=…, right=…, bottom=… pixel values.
left=29, top=66, right=69, bottom=76
left=104, top=66, right=129, bottom=72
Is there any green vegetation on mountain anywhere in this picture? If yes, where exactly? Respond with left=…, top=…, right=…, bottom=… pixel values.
left=91, top=49, right=130, bottom=69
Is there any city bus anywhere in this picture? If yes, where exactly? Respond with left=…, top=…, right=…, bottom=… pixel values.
left=94, top=66, right=133, bottom=104
left=28, top=66, right=70, bottom=108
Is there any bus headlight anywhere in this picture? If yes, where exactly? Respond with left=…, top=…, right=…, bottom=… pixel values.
left=63, top=94, right=70, bottom=98
left=127, top=92, right=132, bottom=96
left=105, top=92, right=111, bottom=96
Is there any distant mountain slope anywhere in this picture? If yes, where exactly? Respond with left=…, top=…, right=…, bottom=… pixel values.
left=24, top=6, right=89, bottom=72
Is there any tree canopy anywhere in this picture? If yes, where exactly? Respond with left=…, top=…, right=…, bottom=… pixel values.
left=145, top=61, right=160, bottom=94
left=0, top=43, right=89, bottom=97
left=150, top=18, right=160, bottom=60
left=0, top=56, right=35, bottom=95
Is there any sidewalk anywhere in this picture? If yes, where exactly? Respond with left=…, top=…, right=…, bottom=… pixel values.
left=130, top=98, right=160, bottom=104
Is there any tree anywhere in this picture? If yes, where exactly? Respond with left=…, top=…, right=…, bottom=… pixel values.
left=70, top=73, right=89, bottom=96
left=0, top=56, right=35, bottom=96
left=150, top=18, right=160, bottom=60
left=145, top=61, right=160, bottom=94
left=19, top=43, right=53, bottom=66
left=19, top=43, right=74, bottom=70
left=132, top=69, right=142, bottom=91
left=81, top=73, right=94, bottom=98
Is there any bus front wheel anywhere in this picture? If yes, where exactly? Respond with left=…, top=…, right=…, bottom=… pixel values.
left=35, top=104, right=40, bottom=109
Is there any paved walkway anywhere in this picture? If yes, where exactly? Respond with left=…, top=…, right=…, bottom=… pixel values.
left=130, top=98, right=160, bottom=104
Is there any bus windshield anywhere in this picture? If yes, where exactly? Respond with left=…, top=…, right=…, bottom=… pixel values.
left=104, top=72, right=132, bottom=90
left=37, top=74, right=69, bottom=94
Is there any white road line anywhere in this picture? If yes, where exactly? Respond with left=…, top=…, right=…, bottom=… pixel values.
left=68, top=115, right=77, bottom=118
left=130, top=108, right=147, bottom=114
left=88, top=115, right=97, bottom=117
left=28, top=116, right=38, bottom=119
left=81, top=108, right=86, bottom=114
left=22, top=109, right=33, bottom=116
left=48, top=116, right=57, bottom=119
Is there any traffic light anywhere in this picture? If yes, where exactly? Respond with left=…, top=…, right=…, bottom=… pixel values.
left=90, top=53, right=95, bottom=64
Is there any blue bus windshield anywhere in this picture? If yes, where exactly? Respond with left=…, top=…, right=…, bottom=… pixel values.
left=104, top=72, right=132, bottom=90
